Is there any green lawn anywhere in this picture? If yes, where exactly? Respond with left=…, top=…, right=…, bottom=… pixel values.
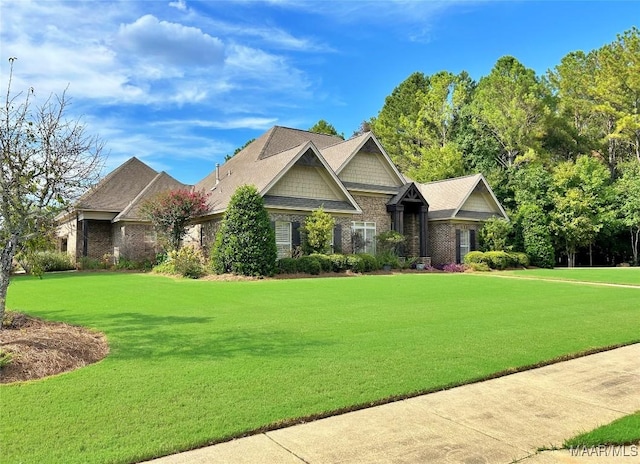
left=503, top=267, right=640, bottom=286
left=2, top=272, right=639, bottom=464
left=565, top=411, right=640, bottom=447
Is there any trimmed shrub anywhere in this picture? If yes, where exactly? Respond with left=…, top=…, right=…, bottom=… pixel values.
left=297, top=256, right=321, bottom=275
left=328, top=253, right=348, bottom=272
left=309, top=254, right=332, bottom=273
left=467, top=262, right=490, bottom=272
left=211, top=185, right=277, bottom=277
left=508, top=252, right=530, bottom=267
left=78, top=257, right=104, bottom=270
left=483, top=251, right=510, bottom=270
left=277, top=258, right=298, bottom=274
left=345, top=254, right=364, bottom=273
left=356, top=253, right=379, bottom=272
left=463, top=251, right=490, bottom=266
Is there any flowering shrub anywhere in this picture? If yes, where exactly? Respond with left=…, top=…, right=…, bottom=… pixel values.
left=141, top=189, right=209, bottom=251
left=442, top=263, right=466, bottom=273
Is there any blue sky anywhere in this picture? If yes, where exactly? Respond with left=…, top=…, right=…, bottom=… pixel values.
left=1, top=0, right=638, bottom=184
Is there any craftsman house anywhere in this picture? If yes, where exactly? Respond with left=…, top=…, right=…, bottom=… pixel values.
left=56, top=157, right=187, bottom=262
left=57, top=126, right=507, bottom=266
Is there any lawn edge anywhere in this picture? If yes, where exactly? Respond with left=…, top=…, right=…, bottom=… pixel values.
left=143, top=340, right=640, bottom=462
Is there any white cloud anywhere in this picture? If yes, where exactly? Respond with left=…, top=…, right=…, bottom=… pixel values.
left=116, top=15, right=225, bottom=67
left=168, top=0, right=187, bottom=11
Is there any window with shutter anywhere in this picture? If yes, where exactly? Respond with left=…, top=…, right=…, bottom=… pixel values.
left=275, top=221, right=292, bottom=258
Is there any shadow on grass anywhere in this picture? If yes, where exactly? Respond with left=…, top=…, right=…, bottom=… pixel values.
left=94, top=311, right=331, bottom=362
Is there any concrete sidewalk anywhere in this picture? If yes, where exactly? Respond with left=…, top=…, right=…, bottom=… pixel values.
left=147, top=344, right=640, bottom=464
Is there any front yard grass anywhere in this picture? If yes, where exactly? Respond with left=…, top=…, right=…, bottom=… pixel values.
left=503, top=267, right=640, bottom=286
left=2, top=272, right=639, bottom=464
left=565, top=411, right=640, bottom=447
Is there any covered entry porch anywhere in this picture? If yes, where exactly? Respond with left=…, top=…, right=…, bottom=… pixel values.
left=386, top=183, right=429, bottom=259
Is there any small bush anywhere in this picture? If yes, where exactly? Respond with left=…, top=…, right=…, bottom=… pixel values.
left=468, top=262, right=490, bottom=272
left=463, top=251, right=490, bottom=266
left=22, top=251, right=75, bottom=274
left=508, top=252, right=529, bottom=267
left=309, top=254, right=333, bottom=273
left=297, top=256, right=321, bottom=275
left=78, top=257, right=105, bottom=270
left=154, top=247, right=205, bottom=278
left=328, top=254, right=347, bottom=272
left=0, top=349, right=12, bottom=369
left=356, top=253, right=380, bottom=272
left=173, top=247, right=205, bottom=278
left=442, top=263, right=466, bottom=273
left=345, top=254, right=364, bottom=273
left=277, top=258, right=298, bottom=274
left=483, top=251, right=510, bottom=270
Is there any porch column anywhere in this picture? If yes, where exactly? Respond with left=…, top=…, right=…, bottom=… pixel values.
left=419, top=205, right=428, bottom=257
left=393, top=205, right=404, bottom=235
left=82, top=219, right=89, bottom=257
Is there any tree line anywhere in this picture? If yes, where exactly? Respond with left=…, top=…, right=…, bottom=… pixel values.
left=357, top=27, right=639, bottom=267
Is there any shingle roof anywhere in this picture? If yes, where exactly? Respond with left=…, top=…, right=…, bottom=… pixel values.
left=75, top=157, right=159, bottom=211
left=196, top=127, right=361, bottom=214
left=113, top=172, right=188, bottom=222
left=417, top=173, right=507, bottom=220
left=320, top=132, right=370, bottom=172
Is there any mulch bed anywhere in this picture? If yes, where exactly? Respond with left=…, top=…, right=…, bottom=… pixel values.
left=0, top=312, right=109, bottom=384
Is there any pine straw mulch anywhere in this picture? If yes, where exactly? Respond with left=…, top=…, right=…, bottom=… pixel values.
left=0, top=312, right=109, bottom=384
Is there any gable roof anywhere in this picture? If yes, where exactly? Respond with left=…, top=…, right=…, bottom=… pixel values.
left=196, top=127, right=361, bottom=215
left=75, top=157, right=159, bottom=212
left=113, top=171, right=188, bottom=222
left=321, top=132, right=404, bottom=181
left=417, top=173, right=508, bottom=221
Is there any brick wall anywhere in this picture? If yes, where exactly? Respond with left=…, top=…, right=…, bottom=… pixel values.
left=84, top=220, right=113, bottom=259
left=429, top=221, right=480, bottom=266
left=113, top=223, right=158, bottom=262
left=404, top=213, right=420, bottom=257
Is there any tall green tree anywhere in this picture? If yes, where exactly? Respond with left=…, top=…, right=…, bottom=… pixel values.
left=370, top=71, right=430, bottom=171
left=471, top=56, right=551, bottom=169
left=211, top=185, right=277, bottom=276
left=615, top=161, right=640, bottom=264
left=549, top=156, right=612, bottom=267
left=309, top=119, right=343, bottom=139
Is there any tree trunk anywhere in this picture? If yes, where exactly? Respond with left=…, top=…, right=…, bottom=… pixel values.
left=632, top=227, right=639, bottom=266
left=0, top=235, right=19, bottom=330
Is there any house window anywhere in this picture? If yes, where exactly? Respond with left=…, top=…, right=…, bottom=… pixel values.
left=351, top=221, right=376, bottom=254
left=459, top=229, right=471, bottom=262
left=275, top=221, right=292, bottom=258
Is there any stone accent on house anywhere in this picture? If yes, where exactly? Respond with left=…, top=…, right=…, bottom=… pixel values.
left=268, top=165, right=342, bottom=200
left=113, top=223, right=158, bottom=262
left=429, top=221, right=480, bottom=266
left=339, top=152, right=398, bottom=187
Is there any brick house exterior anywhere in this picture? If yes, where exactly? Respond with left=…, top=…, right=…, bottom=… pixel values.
left=58, top=126, right=507, bottom=266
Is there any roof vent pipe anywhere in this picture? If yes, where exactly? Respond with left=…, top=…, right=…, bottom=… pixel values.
left=215, top=163, right=220, bottom=185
